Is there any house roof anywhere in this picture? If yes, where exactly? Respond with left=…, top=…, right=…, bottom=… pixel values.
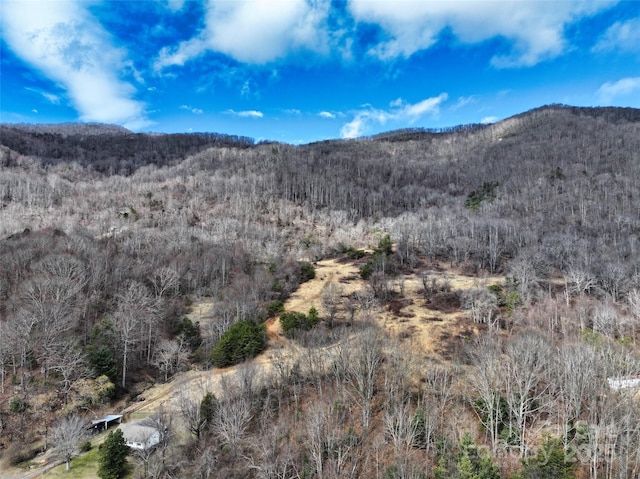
left=119, top=423, right=159, bottom=443
left=91, top=414, right=122, bottom=425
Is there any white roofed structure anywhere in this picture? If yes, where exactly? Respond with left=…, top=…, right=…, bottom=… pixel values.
left=119, top=422, right=161, bottom=451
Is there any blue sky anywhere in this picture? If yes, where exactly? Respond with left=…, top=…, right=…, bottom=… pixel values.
left=1, top=1, right=639, bottom=144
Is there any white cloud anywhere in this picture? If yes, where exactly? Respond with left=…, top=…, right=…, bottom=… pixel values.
left=155, top=0, right=331, bottom=69
left=1, top=0, right=150, bottom=129
left=318, top=111, right=335, bottom=119
left=480, top=116, right=499, bottom=124
left=153, top=1, right=620, bottom=72
left=180, top=104, right=204, bottom=114
left=593, top=18, right=640, bottom=54
left=155, top=37, right=209, bottom=71
left=226, top=109, right=264, bottom=118
left=341, top=93, right=447, bottom=138
left=596, top=77, right=640, bottom=105
left=32, top=109, right=38, bottom=113
left=341, top=117, right=365, bottom=139
left=451, top=96, right=477, bottom=111
left=398, top=95, right=448, bottom=119
left=25, top=87, right=61, bottom=104
left=347, top=0, right=617, bottom=67
left=284, top=109, right=302, bottom=116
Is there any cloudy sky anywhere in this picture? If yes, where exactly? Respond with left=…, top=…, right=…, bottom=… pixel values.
left=1, top=1, right=639, bottom=143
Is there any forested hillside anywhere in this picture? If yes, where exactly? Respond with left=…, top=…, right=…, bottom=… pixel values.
left=1, top=104, right=640, bottom=479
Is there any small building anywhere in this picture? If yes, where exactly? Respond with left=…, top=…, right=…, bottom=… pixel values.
left=89, top=414, right=122, bottom=434
left=119, top=422, right=161, bottom=451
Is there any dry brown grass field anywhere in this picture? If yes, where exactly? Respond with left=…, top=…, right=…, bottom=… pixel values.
left=119, top=258, right=503, bottom=419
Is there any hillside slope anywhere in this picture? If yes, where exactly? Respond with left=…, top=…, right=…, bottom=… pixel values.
left=1, top=105, right=640, bottom=478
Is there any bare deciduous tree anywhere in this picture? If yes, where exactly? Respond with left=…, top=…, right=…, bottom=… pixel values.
left=154, top=339, right=188, bottom=382
left=245, top=423, right=297, bottom=479
left=0, top=321, right=11, bottom=394
left=354, top=289, right=377, bottom=322
left=346, top=326, right=384, bottom=430
left=51, top=415, right=86, bottom=471
left=468, top=334, right=504, bottom=456
left=178, top=382, right=211, bottom=440
left=9, top=310, right=38, bottom=391
left=552, top=342, right=602, bottom=450
left=322, top=281, right=344, bottom=329
left=461, top=288, right=498, bottom=329
left=626, top=289, right=640, bottom=342
left=214, top=396, right=253, bottom=450
left=504, top=331, right=552, bottom=458
left=50, top=340, right=90, bottom=405
left=114, top=281, right=158, bottom=388
left=508, top=255, right=540, bottom=303
left=383, top=399, right=417, bottom=456
left=306, top=400, right=358, bottom=479
left=424, top=363, right=456, bottom=435
left=149, top=266, right=179, bottom=299
left=592, top=301, right=621, bottom=338
left=21, top=275, right=79, bottom=381
left=564, top=267, right=596, bottom=303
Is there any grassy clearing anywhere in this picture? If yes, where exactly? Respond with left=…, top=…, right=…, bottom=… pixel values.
left=41, top=447, right=135, bottom=479
left=41, top=446, right=100, bottom=479
left=41, top=433, right=134, bottom=479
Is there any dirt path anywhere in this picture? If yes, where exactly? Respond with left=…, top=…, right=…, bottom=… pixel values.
left=123, top=260, right=362, bottom=411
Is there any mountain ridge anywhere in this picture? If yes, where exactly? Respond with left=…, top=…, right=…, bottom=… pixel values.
left=3, top=104, right=639, bottom=147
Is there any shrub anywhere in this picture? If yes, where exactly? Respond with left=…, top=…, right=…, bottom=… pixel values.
left=360, top=261, right=373, bottom=280
left=175, top=317, right=202, bottom=350
left=9, top=397, right=29, bottom=414
left=345, top=247, right=366, bottom=259
left=79, top=440, right=92, bottom=453
left=267, top=300, right=285, bottom=316
left=376, top=234, right=393, bottom=256
left=360, top=234, right=397, bottom=280
left=517, top=436, right=575, bottom=479
left=280, top=309, right=320, bottom=338
left=210, top=321, right=267, bottom=368
left=465, top=181, right=499, bottom=211
left=298, top=261, right=316, bottom=282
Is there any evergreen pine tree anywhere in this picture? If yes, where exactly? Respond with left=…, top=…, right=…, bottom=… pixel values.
left=519, top=437, right=575, bottom=479
left=457, top=452, right=477, bottom=479
left=98, top=429, right=129, bottom=479
left=200, top=392, right=219, bottom=431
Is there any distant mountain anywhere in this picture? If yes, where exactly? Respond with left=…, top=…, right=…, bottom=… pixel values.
left=2, top=122, right=133, bottom=137
left=0, top=124, right=254, bottom=174
left=1, top=104, right=639, bottom=178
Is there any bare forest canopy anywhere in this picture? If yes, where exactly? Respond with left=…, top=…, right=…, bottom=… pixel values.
left=3, top=104, right=640, bottom=268
left=1, top=104, right=640, bottom=478
left=0, top=123, right=255, bottom=175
